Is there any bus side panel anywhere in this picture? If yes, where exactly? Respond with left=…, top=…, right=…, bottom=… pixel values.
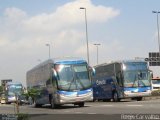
left=93, top=77, right=114, bottom=100
left=123, top=87, right=151, bottom=98
left=27, top=61, right=55, bottom=105
left=35, top=88, right=50, bottom=105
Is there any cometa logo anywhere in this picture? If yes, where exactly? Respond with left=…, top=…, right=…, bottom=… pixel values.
left=96, top=80, right=106, bottom=85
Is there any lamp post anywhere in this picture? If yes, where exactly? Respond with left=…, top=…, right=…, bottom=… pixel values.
left=46, top=44, right=50, bottom=59
left=94, top=44, right=101, bottom=64
left=152, top=11, right=160, bottom=56
left=46, top=44, right=52, bottom=87
left=80, top=7, right=90, bottom=65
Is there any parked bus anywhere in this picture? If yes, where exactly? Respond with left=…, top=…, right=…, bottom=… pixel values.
left=0, top=93, right=7, bottom=104
left=5, top=82, right=23, bottom=103
left=92, top=60, right=152, bottom=102
left=26, top=57, right=94, bottom=108
left=152, top=77, right=160, bottom=91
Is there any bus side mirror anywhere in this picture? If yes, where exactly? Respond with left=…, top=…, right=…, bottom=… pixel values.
left=92, top=68, right=96, bottom=76
left=89, top=66, right=96, bottom=76
left=52, top=68, right=58, bottom=78
left=149, top=70, right=153, bottom=79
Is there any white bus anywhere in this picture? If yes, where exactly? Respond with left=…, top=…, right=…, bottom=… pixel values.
left=152, top=77, right=160, bottom=91
left=26, top=57, right=94, bottom=108
left=5, top=82, right=23, bottom=103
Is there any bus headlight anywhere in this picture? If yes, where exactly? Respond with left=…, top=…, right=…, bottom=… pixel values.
left=124, top=91, right=131, bottom=96
left=124, top=91, right=131, bottom=93
left=146, top=90, right=151, bottom=93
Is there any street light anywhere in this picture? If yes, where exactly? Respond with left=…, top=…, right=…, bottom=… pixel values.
left=152, top=11, right=160, bottom=56
left=94, top=44, right=101, bottom=64
left=80, top=7, right=90, bottom=65
left=46, top=44, right=50, bottom=59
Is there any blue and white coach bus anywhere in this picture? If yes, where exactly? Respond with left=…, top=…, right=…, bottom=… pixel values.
left=26, top=57, right=94, bottom=108
left=5, top=82, right=23, bottom=103
left=92, top=60, right=152, bottom=102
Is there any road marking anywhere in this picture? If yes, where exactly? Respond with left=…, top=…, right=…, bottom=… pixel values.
left=100, top=105, right=114, bottom=107
left=126, top=105, right=143, bottom=107
left=92, top=104, right=114, bottom=107
left=92, top=104, right=144, bottom=107
left=75, top=112, right=83, bottom=114
left=87, top=113, right=97, bottom=114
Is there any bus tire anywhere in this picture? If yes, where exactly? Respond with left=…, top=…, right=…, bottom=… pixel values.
left=136, top=97, right=143, bottom=101
left=92, top=99, right=96, bottom=102
left=113, top=91, right=120, bottom=102
left=78, top=102, right=84, bottom=107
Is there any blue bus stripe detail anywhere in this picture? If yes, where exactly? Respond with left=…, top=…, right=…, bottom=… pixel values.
left=55, top=60, right=87, bottom=65
left=57, top=88, right=92, bottom=95
left=124, top=87, right=151, bottom=92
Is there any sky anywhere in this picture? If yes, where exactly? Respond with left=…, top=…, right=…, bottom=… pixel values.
left=0, top=0, right=160, bottom=86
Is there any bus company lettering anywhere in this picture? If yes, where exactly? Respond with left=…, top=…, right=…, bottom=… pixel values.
left=96, top=80, right=106, bottom=85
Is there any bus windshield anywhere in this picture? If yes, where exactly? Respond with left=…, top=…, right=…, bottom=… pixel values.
left=123, top=70, right=151, bottom=87
left=7, top=84, right=22, bottom=95
left=55, top=64, right=91, bottom=91
left=123, top=62, right=151, bottom=87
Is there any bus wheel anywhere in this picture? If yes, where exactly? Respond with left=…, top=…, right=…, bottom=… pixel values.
left=136, top=97, right=143, bottom=101
left=113, top=92, right=120, bottom=102
left=79, top=102, right=84, bottom=107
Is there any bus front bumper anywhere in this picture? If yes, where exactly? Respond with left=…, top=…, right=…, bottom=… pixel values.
left=124, top=90, right=151, bottom=98
left=55, top=91, right=93, bottom=104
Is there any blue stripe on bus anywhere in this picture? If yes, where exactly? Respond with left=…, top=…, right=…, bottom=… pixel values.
left=57, top=88, right=92, bottom=95
left=55, top=60, right=87, bottom=65
left=124, top=87, right=151, bottom=92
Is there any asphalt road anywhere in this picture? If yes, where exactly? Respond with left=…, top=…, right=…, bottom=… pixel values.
left=0, top=99, right=160, bottom=120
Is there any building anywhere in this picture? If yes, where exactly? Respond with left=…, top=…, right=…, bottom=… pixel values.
left=1, top=79, right=12, bottom=92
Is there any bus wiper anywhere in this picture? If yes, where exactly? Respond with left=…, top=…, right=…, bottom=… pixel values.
left=138, top=79, right=146, bottom=87
left=68, top=77, right=75, bottom=91
left=67, top=65, right=76, bottom=91
left=75, top=73, right=85, bottom=90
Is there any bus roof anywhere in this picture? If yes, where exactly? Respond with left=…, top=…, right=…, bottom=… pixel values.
left=53, top=57, right=87, bottom=64
left=27, top=57, right=87, bottom=73
left=94, top=59, right=146, bottom=68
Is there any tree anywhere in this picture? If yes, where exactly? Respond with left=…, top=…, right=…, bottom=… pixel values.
left=23, top=88, right=40, bottom=103
left=0, top=86, right=3, bottom=93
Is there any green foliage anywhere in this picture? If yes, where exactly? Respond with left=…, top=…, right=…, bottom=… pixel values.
left=17, top=113, right=29, bottom=120
left=23, top=88, right=40, bottom=102
left=22, top=93, right=29, bottom=100
left=151, top=90, right=160, bottom=96
left=0, top=86, right=3, bottom=92
left=28, top=88, right=40, bottom=97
